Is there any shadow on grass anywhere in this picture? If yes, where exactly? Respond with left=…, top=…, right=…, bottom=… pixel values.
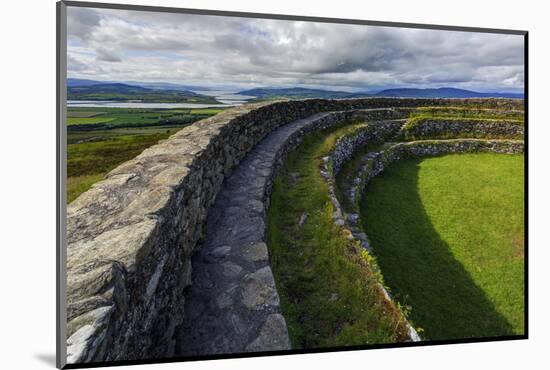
left=360, top=158, right=515, bottom=341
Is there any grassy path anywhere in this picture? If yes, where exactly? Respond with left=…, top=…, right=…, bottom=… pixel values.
left=360, top=153, right=524, bottom=340
left=267, top=126, right=410, bottom=349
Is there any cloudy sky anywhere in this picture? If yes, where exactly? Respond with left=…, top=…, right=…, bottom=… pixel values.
left=67, top=7, right=525, bottom=92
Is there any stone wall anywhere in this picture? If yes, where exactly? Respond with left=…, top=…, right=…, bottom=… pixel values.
left=329, top=121, right=404, bottom=176
left=345, top=138, right=524, bottom=247
left=335, top=139, right=524, bottom=245
left=400, top=118, right=524, bottom=140
left=321, top=132, right=523, bottom=341
left=319, top=121, right=424, bottom=342
left=65, top=98, right=523, bottom=363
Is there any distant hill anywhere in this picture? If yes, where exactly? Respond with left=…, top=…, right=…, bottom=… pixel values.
left=67, top=82, right=220, bottom=104
left=67, top=78, right=214, bottom=92
left=125, top=81, right=214, bottom=92
left=67, top=80, right=524, bottom=101
left=373, top=87, right=524, bottom=99
left=238, top=86, right=523, bottom=100
left=238, top=87, right=365, bottom=100
left=69, top=83, right=151, bottom=94
left=67, top=78, right=106, bottom=87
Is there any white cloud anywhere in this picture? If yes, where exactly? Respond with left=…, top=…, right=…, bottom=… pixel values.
left=66, top=7, right=525, bottom=92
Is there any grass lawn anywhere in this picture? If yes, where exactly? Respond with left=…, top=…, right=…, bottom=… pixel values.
left=267, top=126, right=410, bottom=349
left=360, top=153, right=524, bottom=340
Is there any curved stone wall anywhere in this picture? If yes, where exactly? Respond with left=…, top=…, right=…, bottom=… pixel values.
left=400, top=118, right=524, bottom=140
left=319, top=121, right=422, bottom=341
left=175, top=108, right=415, bottom=356
left=320, top=123, right=524, bottom=341
left=353, top=140, right=524, bottom=204
left=66, top=98, right=523, bottom=363
left=408, top=107, right=524, bottom=118
left=329, top=120, right=405, bottom=176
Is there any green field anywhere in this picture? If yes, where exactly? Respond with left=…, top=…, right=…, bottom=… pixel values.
left=360, top=153, right=524, bottom=340
left=67, top=111, right=104, bottom=118
left=67, top=85, right=220, bottom=104
left=189, top=108, right=225, bottom=115
left=67, top=107, right=224, bottom=129
left=67, top=117, right=116, bottom=125
left=67, top=107, right=223, bottom=203
left=267, top=125, right=411, bottom=349
left=67, top=133, right=172, bottom=203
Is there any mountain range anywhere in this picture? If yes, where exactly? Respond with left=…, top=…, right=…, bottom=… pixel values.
left=67, top=81, right=220, bottom=104
left=67, top=78, right=524, bottom=100
left=238, top=87, right=524, bottom=99
left=237, top=87, right=360, bottom=100
left=372, top=87, right=523, bottom=99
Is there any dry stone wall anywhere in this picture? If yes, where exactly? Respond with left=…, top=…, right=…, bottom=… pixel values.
left=339, top=138, right=524, bottom=251
left=65, top=98, right=523, bottom=364
left=400, top=118, right=524, bottom=140
left=175, top=108, right=416, bottom=356
left=321, top=129, right=524, bottom=342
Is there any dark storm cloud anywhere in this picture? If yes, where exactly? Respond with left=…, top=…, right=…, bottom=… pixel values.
left=66, top=7, right=524, bottom=92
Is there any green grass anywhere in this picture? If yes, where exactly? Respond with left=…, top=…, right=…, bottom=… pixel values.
left=267, top=125, right=411, bottom=349
left=67, top=111, right=105, bottom=118
left=67, top=126, right=182, bottom=144
left=66, top=107, right=224, bottom=129
left=360, top=153, right=524, bottom=340
left=66, top=107, right=225, bottom=203
left=189, top=108, right=224, bottom=115
left=67, top=117, right=115, bottom=125
left=67, top=174, right=105, bottom=203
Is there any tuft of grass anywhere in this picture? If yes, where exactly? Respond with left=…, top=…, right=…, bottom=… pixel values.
left=67, top=174, right=105, bottom=203
left=267, top=126, right=410, bottom=349
left=360, top=153, right=524, bottom=340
